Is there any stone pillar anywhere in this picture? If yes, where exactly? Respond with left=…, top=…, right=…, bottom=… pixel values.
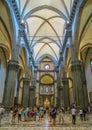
left=71, top=61, right=84, bottom=108
left=54, top=69, right=58, bottom=107
left=62, top=78, right=70, bottom=108
left=30, top=68, right=37, bottom=106
left=68, top=30, right=85, bottom=108
left=56, top=69, right=61, bottom=107
left=54, top=83, right=57, bottom=107
left=3, top=60, right=19, bottom=109
left=29, top=86, right=35, bottom=107
left=82, top=63, right=89, bottom=108
left=83, top=80, right=89, bottom=109
left=36, top=82, right=40, bottom=106
left=22, top=78, right=30, bottom=107
left=18, top=87, right=23, bottom=105
left=35, top=68, right=40, bottom=107
left=58, top=87, right=64, bottom=107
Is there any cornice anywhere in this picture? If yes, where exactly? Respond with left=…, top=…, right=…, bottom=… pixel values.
left=37, top=70, right=56, bottom=72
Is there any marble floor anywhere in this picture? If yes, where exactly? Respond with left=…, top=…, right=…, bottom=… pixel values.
left=0, top=114, right=92, bottom=130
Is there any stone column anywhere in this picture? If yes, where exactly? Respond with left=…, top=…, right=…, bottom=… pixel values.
left=30, top=68, right=37, bottom=106
left=22, top=78, right=30, bottom=107
left=18, top=87, right=23, bottom=105
left=35, top=68, right=40, bottom=107
left=54, top=83, right=57, bottom=107
left=71, top=61, right=84, bottom=108
left=58, top=87, right=64, bottom=107
left=35, top=82, right=40, bottom=106
left=29, top=86, right=35, bottom=107
left=3, top=60, right=19, bottom=109
left=83, top=80, right=89, bottom=109
left=68, top=30, right=85, bottom=108
left=82, top=63, right=89, bottom=108
left=62, top=78, right=70, bottom=108
left=56, top=69, right=61, bottom=107
left=54, top=69, right=58, bottom=107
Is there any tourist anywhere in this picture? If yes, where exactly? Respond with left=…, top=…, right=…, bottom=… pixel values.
left=71, top=106, right=76, bottom=124
left=0, top=105, right=5, bottom=126
left=83, top=108, right=87, bottom=121
left=18, top=107, right=23, bottom=122
left=51, top=107, right=57, bottom=125
left=79, top=108, right=83, bottom=121
left=9, top=107, right=13, bottom=125
left=58, top=107, right=64, bottom=124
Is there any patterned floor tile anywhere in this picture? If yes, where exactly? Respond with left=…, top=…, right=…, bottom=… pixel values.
left=0, top=114, right=92, bottom=130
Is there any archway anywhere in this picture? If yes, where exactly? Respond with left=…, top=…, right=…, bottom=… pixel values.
left=40, top=74, right=54, bottom=107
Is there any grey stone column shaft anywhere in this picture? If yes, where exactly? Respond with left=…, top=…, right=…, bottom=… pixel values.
left=69, top=32, right=85, bottom=108
left=82, top=64, right=89, bottom=108
left=3, top=60, right=19, bottom=109
left=58, top=87, right=64, bottom=107
left=71, top=61, right=84, bottom=108
left=83, top=80, right=89, bottom=108
left=18, top=87, right=23, bottom=105
left=22, top=78, right=30, bottom=107
left=56, top=70, right=61, bottom=107
left=62, top=78, right=70, bottom=108
left=29, top=87, right=35, bottom=107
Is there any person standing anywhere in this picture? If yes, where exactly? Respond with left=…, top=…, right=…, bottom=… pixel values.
left=79, top=108, right=83, bottom=121
left=51, top=107, right=57, bottom=125
left=0, top=105, right=5, bottom=126
left=83, top=108, right=87, bottom=121
left=9, top=107, right=13, bottom=125
left=18, top=107, right=23, bottom=122
left=71, top=106, right=76, bottom=124
left=49, top=108, right=52, bottom=122
left=58, top=107, right=64, bottom=124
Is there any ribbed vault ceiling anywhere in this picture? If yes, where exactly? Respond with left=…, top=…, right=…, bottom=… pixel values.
left=16, top=0, right=74, bottom=65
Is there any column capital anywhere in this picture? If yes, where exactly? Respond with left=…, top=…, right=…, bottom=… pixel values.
left=71, top=60, right=81, bottom=72
left=30, top=86, right=35, bottom=91
left=8, top=60, right=19, bottom=71
left=23, top=78, right=30, bottom=85
left=34, top=68, right=37, bottom=73
left=62, top=77, right=68, bottom=82
left=58, top=86, right=63, bottom=91
left=56, top=68, right=59, bottom=73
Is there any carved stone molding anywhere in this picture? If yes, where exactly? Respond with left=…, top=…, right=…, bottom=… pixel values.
left=71, top=61, right=81, bottom=72
left=30, top=87, right=35, bottom=91
left=8, top=60, right=19, bottom=71
left=62, top=78, right=68, bottom=82
left=23, top=78, right=30, bottom=85
left=58, top=86, right=63, bottom=91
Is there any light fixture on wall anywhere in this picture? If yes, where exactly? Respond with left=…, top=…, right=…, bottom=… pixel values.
left=90, top=59, right=92, bottom=74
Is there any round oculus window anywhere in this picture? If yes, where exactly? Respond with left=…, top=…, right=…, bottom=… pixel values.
left=44, top=64, right=50, bottom=70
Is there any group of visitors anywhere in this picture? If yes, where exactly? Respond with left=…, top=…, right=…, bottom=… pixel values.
left=9, top=106, right=37, bottom=124
left=8, top=105, right=65, bottom=125
left=0, top=104, right=90, bottom=126
left=9, top=106, right=65, bottom=125
left=71, top=106, right=88, bottom=124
